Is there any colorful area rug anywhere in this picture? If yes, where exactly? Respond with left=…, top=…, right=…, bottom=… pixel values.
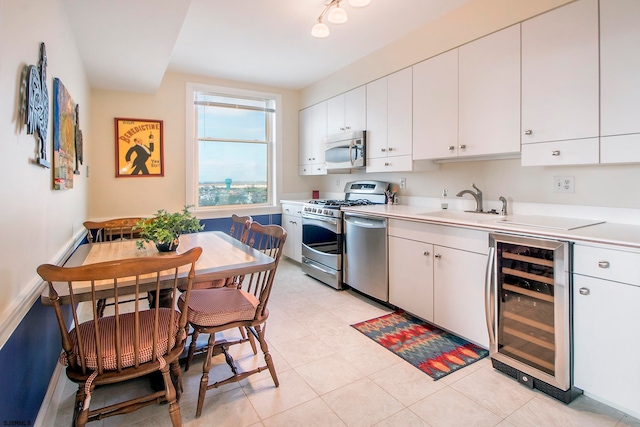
left=351, top=310, right=488, bottom=380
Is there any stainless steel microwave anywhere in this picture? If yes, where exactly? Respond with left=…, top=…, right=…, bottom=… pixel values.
left=324, top=130, right=366, bottom=172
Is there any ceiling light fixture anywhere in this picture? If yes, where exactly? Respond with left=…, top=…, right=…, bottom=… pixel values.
left=311, top=0, right=371, bottom=38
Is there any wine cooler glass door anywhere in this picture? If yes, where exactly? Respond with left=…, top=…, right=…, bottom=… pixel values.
left=488, top=233, right=571, bottom=391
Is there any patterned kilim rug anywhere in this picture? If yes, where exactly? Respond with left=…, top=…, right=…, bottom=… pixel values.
left=351, top=310, right=489, bottom=380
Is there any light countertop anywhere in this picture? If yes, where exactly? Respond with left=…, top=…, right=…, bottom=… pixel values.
left=340, top=204, right=640, bottom=251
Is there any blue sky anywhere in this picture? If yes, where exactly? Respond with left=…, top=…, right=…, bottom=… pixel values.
left=197, top=104, right=269, bottom=183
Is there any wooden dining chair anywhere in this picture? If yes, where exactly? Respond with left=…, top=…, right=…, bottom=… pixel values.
left=84, top=218, right=149, bottom=317
left=183, top=214, right=252, bottom=371
left=37, top=247, right=202, bottom=427
left=177, top=222, right=287, bottom=417
left=83, top=217, right=145, bottom=243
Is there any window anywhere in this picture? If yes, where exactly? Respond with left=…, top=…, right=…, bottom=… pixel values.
left=186, top=84, right=279, bottom=210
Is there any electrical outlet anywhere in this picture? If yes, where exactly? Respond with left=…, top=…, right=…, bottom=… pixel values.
left=335, top=178, right=341, bottom=188
left=400, top=178, right=406, bottom=189
left=553, top=176, right=574, bottom=193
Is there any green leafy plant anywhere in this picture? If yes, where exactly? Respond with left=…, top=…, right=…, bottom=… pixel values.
left=134, top=206, right=204, bottom=250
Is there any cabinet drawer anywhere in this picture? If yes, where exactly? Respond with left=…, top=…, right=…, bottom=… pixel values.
left=600, top=134, right=640, bottom=164
left=521, top=138, right=599, bottom=166
left=388, top=219, right=489, bottom=255
left=281, top=203, right=302, bottom=217
left=573, top=244, right=640, bottom=286
left=299, top=164, right=326, bottom=175
left=366, top=155, right=412, bottom=173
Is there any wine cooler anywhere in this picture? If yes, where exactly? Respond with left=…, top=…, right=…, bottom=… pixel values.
left=486, top=233, right=580, bottom=403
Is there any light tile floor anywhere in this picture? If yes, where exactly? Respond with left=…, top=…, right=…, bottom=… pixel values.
left=52, top=259, right=640, bottom=427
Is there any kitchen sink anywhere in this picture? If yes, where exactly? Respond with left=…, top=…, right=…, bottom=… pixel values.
left=417, top=210, right=504, bottom=223
left=490, top=215, right=605, bottom=230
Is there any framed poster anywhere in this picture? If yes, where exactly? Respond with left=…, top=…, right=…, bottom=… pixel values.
left=53, top=78, right=76, bottom=189
left=114, top=118, right=164, bottom=177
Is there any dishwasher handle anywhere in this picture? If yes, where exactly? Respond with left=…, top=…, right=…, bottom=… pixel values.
left=344, top=214, right=386, bottom=229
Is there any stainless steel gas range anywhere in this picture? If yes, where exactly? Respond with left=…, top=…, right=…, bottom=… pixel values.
left=300, top=180, right=389, bottom=289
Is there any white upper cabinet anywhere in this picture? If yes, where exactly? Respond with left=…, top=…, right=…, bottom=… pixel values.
left=327, top=86, right=366, bottom=135
left=298, top=101, right=327, bottom=175
left=412, top=49, right=458, bottom=160
left=366, top=68, right=413, bottom=172
left=600, top=0, right=640, bottom=163
left=458, top=24, right=521, bottom=158
left=521, top=0, right=599, bottom=147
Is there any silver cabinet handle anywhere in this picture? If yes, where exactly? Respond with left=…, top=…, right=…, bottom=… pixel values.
left=434, top=253, right=442, bottom=258
left=285, top=208, right=290, bottom=212
left=552, top=150, right=560, bottom=156
left=447, top=145, right=455, bottom=151
left=345, top=126, right=351, bottom=130
left=422, top=251, right=430, bottom=256
left=598, top=261, right=610, bottom=268
left=459, top=144, right=466, bottom=150
left=579, top=287, right=590, bottom=295
left=380, top=148, right=386, bottom=152
left=384, top=162, right=390, bottom=166
left=524, top=129, right=532, bottom=135
left=387, top=147, right=393, bottom=151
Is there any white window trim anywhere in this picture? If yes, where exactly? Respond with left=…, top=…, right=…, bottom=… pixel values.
left=185, top=82, right=282, bottom=217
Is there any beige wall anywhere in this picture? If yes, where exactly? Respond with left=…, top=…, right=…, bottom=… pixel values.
left=298, top=0, right=640, bottom=210
left=88, top=72, right=309, bottom=219
left=0, top=0, right=91, bottom=340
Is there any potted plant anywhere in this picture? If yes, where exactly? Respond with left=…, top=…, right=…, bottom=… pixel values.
left=134, top=206, right=204, bottom=251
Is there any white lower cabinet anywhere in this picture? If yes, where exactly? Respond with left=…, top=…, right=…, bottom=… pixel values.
left=388, top=219, right=489, bottom=348
left=389, top=236, right=434, bottom=322
left=281, top=203, right=302, bottom=262
left=573, top=243, right=640, bottom=417
left=433, top=245, right=489, bottom=348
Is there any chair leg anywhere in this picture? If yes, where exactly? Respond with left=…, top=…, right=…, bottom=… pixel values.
left=74, top=385, right=88, bottom=427
left=170, top=360, right=183, bottom=400
left=246, top=327, right=258, bottom=355
left=185, top=328, right=200, bottom=372
left=161, top=363, right=182, bottom=427
left=255, top=324, right=279, bottom=387
left=196, top=334, right=216, bottom=418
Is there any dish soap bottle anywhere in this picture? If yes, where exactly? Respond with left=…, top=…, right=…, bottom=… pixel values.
left=441, top=189, right=449, bottom=210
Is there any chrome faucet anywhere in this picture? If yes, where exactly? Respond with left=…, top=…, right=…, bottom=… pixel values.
left=456, top=183, right=483, bottom=212
left=499, top=196, right=508, bottom=216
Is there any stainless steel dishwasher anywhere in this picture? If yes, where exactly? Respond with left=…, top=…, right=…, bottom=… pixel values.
left=343, top=212, right=388, bottom=302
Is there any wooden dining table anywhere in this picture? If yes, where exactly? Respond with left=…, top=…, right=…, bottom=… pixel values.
left=40, top=230, right=276, bottom=306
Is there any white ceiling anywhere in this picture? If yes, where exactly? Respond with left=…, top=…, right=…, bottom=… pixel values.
left=62, top=0, right=472, bottom=93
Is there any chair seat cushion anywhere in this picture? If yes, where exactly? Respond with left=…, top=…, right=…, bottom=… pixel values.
left=62, top=308, right=179, bottom=371
left=179, top=288, right=259, bottom=327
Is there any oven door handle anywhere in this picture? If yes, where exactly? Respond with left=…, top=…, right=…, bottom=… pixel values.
left=302, top=258, right=335, bottom=276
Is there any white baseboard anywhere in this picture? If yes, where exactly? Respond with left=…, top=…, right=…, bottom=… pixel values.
left=35, top=362, right=66, bottom=427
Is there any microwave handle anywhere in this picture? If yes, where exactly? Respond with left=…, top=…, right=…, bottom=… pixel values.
left=349, top=140, right=355, bottom=166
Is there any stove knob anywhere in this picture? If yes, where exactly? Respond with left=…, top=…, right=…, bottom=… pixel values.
left=327, top=210, right=333, bottom=216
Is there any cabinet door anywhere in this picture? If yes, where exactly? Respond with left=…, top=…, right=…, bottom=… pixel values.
left=299, top=102, right=327, bottom=169
left=434, top=246, right=489, bottom=348
left=459, top=24, right=520, bottom=158
left=327, top=94, right=345, bottom=135
left=366, top=77, right=388, bottom=160
left=282, top=213, right=302, bottom=262
left=573, top=275, right=640, bottom=416
left=601, top=0, right=640, bottom=138
left=389, top=237, right=434, bottom=322
left=521, top=0, right=599, bottom=145
left=344, top=86, right=366, bottom=131
left=413, top=49, right=458, bottom=160
left=387, top=68, right=412, bottom=157
left=600, top=0, right=640, bottom=164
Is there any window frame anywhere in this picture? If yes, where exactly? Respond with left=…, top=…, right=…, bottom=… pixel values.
left=186, top=83, right=281, bottom=214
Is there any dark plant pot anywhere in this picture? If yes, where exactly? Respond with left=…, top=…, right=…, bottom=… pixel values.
left=155, top=237, right=179, bottom=252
